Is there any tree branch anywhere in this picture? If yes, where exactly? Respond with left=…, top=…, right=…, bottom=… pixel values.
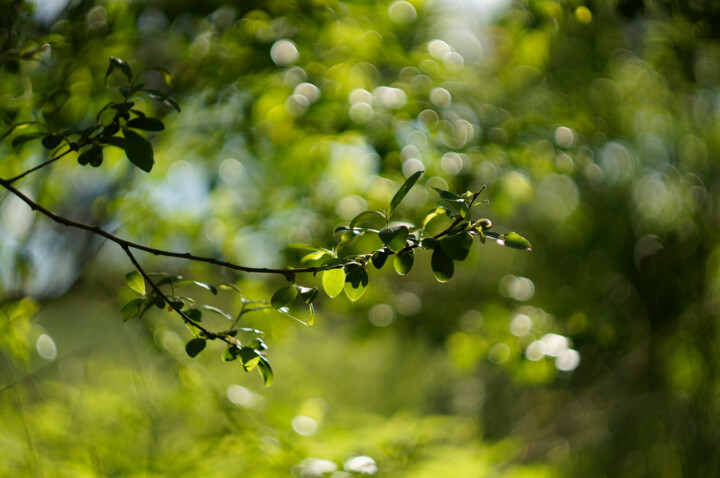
left=0, top=176, right=340, bottom=275
left=121, top=245, right=238, bottom=345
left=5, top=147, right=74, bottom=184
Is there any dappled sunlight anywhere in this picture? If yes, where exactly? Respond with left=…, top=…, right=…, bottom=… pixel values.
left=2, top=0, right=720, bottom=476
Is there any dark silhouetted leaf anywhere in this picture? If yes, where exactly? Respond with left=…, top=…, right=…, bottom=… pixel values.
left=344, top=265, right=369, bottom=301
left=297, top=286, right=319, bottom=304
left=77, top=145, right=102, bottom=166
left=371, top=249, right=389, bottom=269
left=258, top=356, right=274, bottom=386
left=421, top=237, right=439, bottom=249
left=106, top=57, right=133, bottom=83
left=431, top=248, right=454, bottom=282
left=41, top=134, right=63, bottom=149
left=12, top=132, right=45, bottom=147
left=389, top=170, right=423, bottom=215
left=185, top=338, right=206, bottom=357
left=124, top=129, right=154, bottom=172
left=126, top=117, right=165, bottom=131
left=111, top=102, right=135, bottom=113
left=185, top=309, right=202, bottom=323
left=100, top=136, right=125, bottom=149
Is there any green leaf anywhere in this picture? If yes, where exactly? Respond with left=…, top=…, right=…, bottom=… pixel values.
left=271, top=285, right=298, bottom=309
left=322, top=268, right=345, bottom=298
left=100, top=136, right=125, bottom=149
left=297, top=286, right=319, bottom=304
left=125, top=271, right=145, bottom=295
left=106, top=57, right=133, bottom=83
left=433, top=187, right=470, bottom=218
left=431, top=248, right=454, bottom=282
left=421, top=237, right=439, bottom=249
left=440, top=232, right=473, bottom=261
left=169, top=300, right=185, bottom=310
left=222, top=346, right=240, bottom=362
left=176, top=280, right=218, bottom=295
left=257, top=356, right=274, bottom=386
left=111, top=101, right=135, bottom=113
left=286, top=243, right=332, bottom=254
left=142, top=88, right=181, bottom=112
left=307, top=303, right=315, bottom=326
left=185, top=338, right=206, bottom=357
left=12, top=132, right=45, bottom=147
left=274, top=306, right=310, bottom=326
left=198, top=305, right=232, bottom=321
left=218, top=283, right=243, bottom=294
left=371, top=249, right=389, bottom=269
left=378, top=225, right=409, bottom=253
left=344, top=266, right=369, bottom=301
left=394, top=250, right=414, bottom=275
left=120, top=298, right=145, bottom=322
left=503, top=232, right=532, bottom=251
left=432, top=187, right=463, bottom=201
left=349, top=210, right=386, bottom=230
left=124, top=129, right=154, bottom=172
left=249, top=337, right=268, bottom=350
left=126, top=117, right=165, bottom=131
left=239, top=346, right=261, bottom=371
left=300, top=250, right=332, bottom=263
left=185, top=309, right=202, bottom=323
left=389, top=170, right=423, bottom=215
left=77, top=145, right=103, bottom=167
left=422, top=207, right=447, bottom=229
left=41, top=134, right=63, bottom=149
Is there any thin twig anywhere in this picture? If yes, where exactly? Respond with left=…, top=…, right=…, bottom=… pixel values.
left=0, top=177, right=340, bottom=275
left=122, top=245, right=240, bottom=346
left=6, top=148, right=73, bottom=184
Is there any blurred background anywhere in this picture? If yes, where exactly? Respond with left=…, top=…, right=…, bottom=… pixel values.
left=1, top=0, right=719, bottom=476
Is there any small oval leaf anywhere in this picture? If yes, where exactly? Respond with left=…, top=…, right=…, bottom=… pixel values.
left=440, top=232, right=473, bottom=261
left=344, top=266, right=369, bottom=302
left=503, top=232, right=532, bottom=251
left=349, top=210, right=386, bottom=230
left=258, top=356, right=274, bottom=386
left=124, top=129, right=154, bottom=172
left=185, top=338, right=206, bottom=358
left=239, top=346, right=261, bottom=371
left=271, top=285, right=298, bottom=309
left=222, top=346, right=240, bottom=362
left=322, top=268, right=345, bottom=298
left=394, top=250, right=414, bottom=275
left=389, top=170, right=423, bottom=215
left=125, top=271, right=145, bottom=295
left=379, top=225, right=409, bottom=253
left=42, top=134, right=63, bottom=149
left=126, top=117, right=165, bottom=131
left=120, top=298, right=145, bottom=322
left=431, top=248, right=454, bottom=282
left=371, top=249, right=389, bottom=269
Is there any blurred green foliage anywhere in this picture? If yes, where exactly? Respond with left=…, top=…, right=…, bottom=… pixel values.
left=2, top=0, right=720, bottom=476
